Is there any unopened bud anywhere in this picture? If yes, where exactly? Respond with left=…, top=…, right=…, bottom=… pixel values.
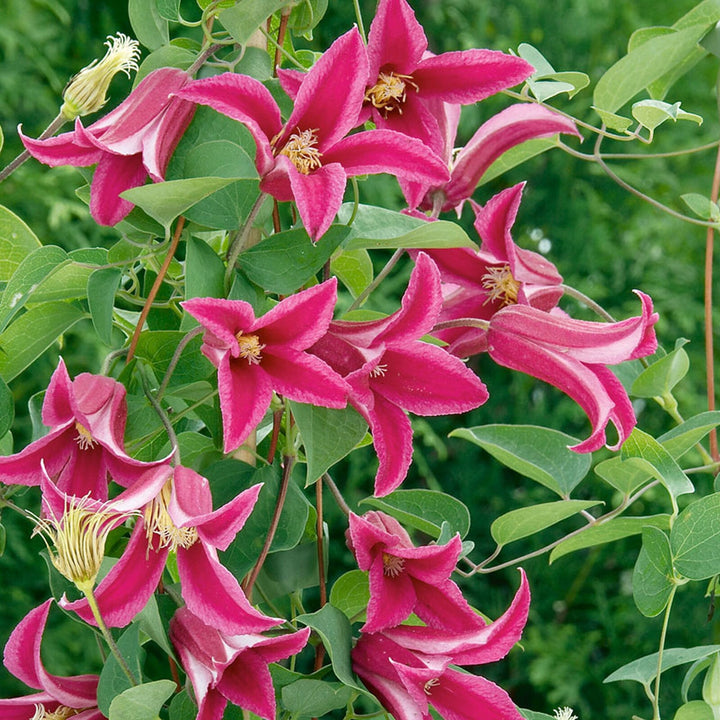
left=61, top=33, right=140, bottom=120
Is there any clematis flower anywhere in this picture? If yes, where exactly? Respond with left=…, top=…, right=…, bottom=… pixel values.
left=182, top=279, right=350, bottom=453
left=169, top=606, right=311, bottom=720
left=0, top=599, right=103, bottom=720
left=61, top=465, right=278, bottom=635
left=0, top=358, right=167, bottom=499
left=175, top=28, right=449, bottom=240
left=347, top=510, right=480, bottom=633
left=427, top=182, right=564, bottom=357
left=361, top=0, right=533, bottom=153
left=401, top=103, right=581, bottom=216
left=486, top=291, right=658, bottom=452
left=20, top=67, right=195, bottom=225
left=310, top=253, right=488, bottom=496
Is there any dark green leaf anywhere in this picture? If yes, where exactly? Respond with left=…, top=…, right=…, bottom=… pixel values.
left=281, top=679, right=353, bottom=717
left=108, top=679, right=176, bottom=720
left=128, top=0, right=169, bottom=50
left=98, top=625, right=145, bottom=716
left=169, top=691, right=197, bottom=720
left=257, top=540, right=320, bottom=599
left=0, top=204, right=42, bottom=282
left=88, top=268, right=122, bottom=345
left=633, top=526, right=675, bottom=616
left=329, top=570, right=370, bottom=622
left=133, top=331, right=212, bottom=387
left=185, top=237, right=226, bottom=301
left=0, top=374, right=14, bottom=437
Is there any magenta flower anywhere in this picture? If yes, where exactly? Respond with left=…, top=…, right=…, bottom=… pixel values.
left=361, top=0, right=533, bottom=153
left=487, top=292, right=658, bottom=452
left=20, top=67, right=195, bottom=225
left=0, top=599, right=103, bottom=720
left=182, top=279, right=350, bottom=453
left=348, top=510, right=480, bottom=633
left=401, top=103, right=580, bottom=215
left=61, top=465, right=278, bottom=635
left=175, top=28, right=448, bottom=240
left=311, top=253, right=488, bottom=496
left=0, top=358, right=166, bottom=499
left=169, top=606, right=311, bottom=720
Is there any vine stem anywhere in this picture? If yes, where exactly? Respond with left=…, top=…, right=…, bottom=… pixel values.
left=323, top=473, right=351, bottom=516
left=0, top=112, right=67, bottom=183
left=560, top=284, right=616, bottom=322
left=347, top=249, right=404, bottom=313
left=127, top=216, right=185, bottom=363
left=157, top=326, right=203, bottom=402
left=652, top=584, right=678, bottom=720
left=140, top=367, right=180, bottom=465
left=273, top=9, right=291, bottom=75
left=225, top=193, right=267, bottom=290
left=352, top=0, right=367, bottom=43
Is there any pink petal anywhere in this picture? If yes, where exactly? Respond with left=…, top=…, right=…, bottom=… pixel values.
left=215, top=651, right=277, bottom=720
left=364, top=556, right=418, bottom=632
left=90, top=151, right=147, bottom=225
left=42, top=358, right=75, bottom=427
left=277, top=67, right=304, bottom=100
left=142, top=96, right=196, bottom=181
left=183, top=296, right=257, bottom=353
left=19, top=120, right=103, bottom=167
left=248, top=626, right=312, bottom=664
left=0, top=428, right=69, bottom=487
left=399, top=534, right=462, bottom=580
left=412, top=579, right=480, bottom=630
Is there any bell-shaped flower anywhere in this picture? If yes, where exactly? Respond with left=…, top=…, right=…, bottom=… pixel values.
left=182, top=279, right=350, bottom=453
left=20, top=67, right=195, bottom=225
left=487, top=292, right=658, bottom=452
left=361, top=0, right=533, bottom=153
left=61, top=465, right=278, bottom=635
left=0, top=358, right=167, bottom=499
left=0, top=599, right=103, bottom=720
left=169, top=606, right=311, bottom=720
left=311, top=253, right=488, bottom=496
left=348, top=510, right=480, bottom=632
left=175, top=28, right=449, bottom=240
left=428, top=182, right=564, bottom=357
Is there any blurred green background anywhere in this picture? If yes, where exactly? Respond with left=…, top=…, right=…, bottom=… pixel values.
left=1, top=0, right=719, bottom=717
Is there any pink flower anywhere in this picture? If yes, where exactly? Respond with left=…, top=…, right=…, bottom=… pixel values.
left=0, top=358, right=166, bottom=499
left=61, top=465, right=278, bottom=635
left=20, top=67, right=195, bottom=225
left=348, top=510, right=480, bottom=633
left=487, top=292, right=659, bottom=452
left=176, top=28, right=448, bottom=240
left=361, top=0, right=533, bottom=153
left=0, top=599, right=103, bottom=720
left=182, top=279, right=350, bottom=453
left=311, top=253, right=488, bottom=496
left=169, top=607, right=311, bottom=720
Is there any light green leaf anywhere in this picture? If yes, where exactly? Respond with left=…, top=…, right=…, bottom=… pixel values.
left=218, top=0, right=290, bottom=45
left=88, top=268, right=123, bottom=345
left=330, top=248, right=373, bottom=299
left=0, top=375, right=14, bottom=437
left=109, top=680, right=176, bottom=720
left=594, top=455, right=654, bottom=495
left=659, top=411, right=720, bottom=458
left=128, top=0, right=169, bottom=50
left=671, top=492, right=720, bottom=580
left=632, top=99, right=681, bottom=134
left=281, top=679, right=354, bottom=717
left=591, top=107, right=634, bottom=132
left=348, top=219, right=473, bottom=250
left=491, top=500, right=601, bottom=547
left=633, top=526, right=675, bottom=616
left=479, top=138, right=559, bottom=186
left=133, top=331, right=212, bottom=387
left=185, top=237, right=226, bottom=301
left=0, top=125, right=3, bottom=154
left=30, top=261, right=98, bottom=304
left=329, top=570, right=370, bottom=622
left=674, top=701, right=715, bottom=720
left=681, top=193, right=720, bottom=221
left=360, top=488, right=470, bottom=539
left=605, top=645, right=720, bottom=686
left=290, top=402, right=368, bottom=485
left=632, top=339, right=690, bottom=397
left=0, top=205, right=42, bottom=282
left=450, top=424, right=591, bottom=497
left=156, top=0, right=180, bottom=21
left=135, top=45, right=196, bottom=82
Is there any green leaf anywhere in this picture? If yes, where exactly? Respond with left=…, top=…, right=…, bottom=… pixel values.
left=631, top=100, right=701, bottom=138
left=133, top=331, right=212, bottom=387
left=681, top=193, right=720, bottom=221
left=128, top=0, right=169, bottom=50
left=0, top=125, right=3, bottom=154
left=672, top=493, right=720, bottom=580
left=632, top=340, right=690, bottom=397
left=296, top=604, right=365, bottom=691
left=156, top=0, right=180, bottom=21
left=185, top=237, right=226, bottom=301
left=257, top=539, right=320, bottom=598
left=621, top=427, right=694, bottom=499
left=218, top=0, right=290, bottom=45
left=491, top=500, right=602, bottom=547
left=450, top=424, right=591, bottom=497
left=330, top=248, right=373, bottom=298
left=360, top=488, right=470, bottom=539
left=281, top=679, right=354, bottom=717
left=98, top=625, right=145, bottom=716
left=605, top=645, right=720, bottom=686
left=0, top=302, right=86, bottom=382
left=591, top=107, right=634, bottom=132
left=0, top=205, right=42, bottom=282
left=659, top=411, right=720, bottom=458
left=516, top=44, right=589, bottom=100
left=135, top=45, right=196, bottom=82
left=0, top=375, right=14, bottom=437
left=289, top=0, right=329, bottom=37
left=168, top=691, right=197, bottom=720
left=121, top=178, right=240, bottom=228
left=290, top=402, right=368, bottom=486
left=633, top=526, right=675, bottom=616
left=136, top=594, right=175, bottom=658
left=109, top=680, right=176, bottom=720
left=674, top=701, right=715, bottom=720
left=0, top=523, right=5, bottom=556
left=30, top=261, right=98, bottom=304
left=347, top=219, right=473, bottom=251
left=550, top=515, right=671, bottom=563
left=329, top=569, right=370, bottom=622
left=594, top=24, right=711, bottom=113
left=594, top=456, right=653, bottom=495
left=478, top=138, right=559, bottom=186
left=238, top=225, right=351, bottom=295
left=88, top=268, right=123, bottom=345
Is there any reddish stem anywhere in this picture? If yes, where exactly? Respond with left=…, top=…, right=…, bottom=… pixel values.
left=266, top=409, right=283, bottom=464
left=273, top=9, right=291, bottom=76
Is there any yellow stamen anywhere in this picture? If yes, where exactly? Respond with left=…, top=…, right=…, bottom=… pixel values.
left=364, top=71, right=418, bottom=116
left=235, top=332, right=265, bottom=365
left=423, top=678, right=440, bottom=695
left=31, top=704, right=82, bottom=720
left=279, top=128, right=323, bottom=174
left=144, top=480, right=198, bottom=552
left=481, top=264, right=520, bottom=306
left=382, top=552, right=405, bottom=578
left=74, top=422, right=97, bottom=451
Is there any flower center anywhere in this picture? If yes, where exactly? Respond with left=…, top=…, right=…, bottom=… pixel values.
left=31, top=705, right=82, bottom=720
left=279, top=128, right=323, bottom=174
left=74, top=422, right=97, bottom=450
left=382, top=552, right=405, bottom=577
left=364, top=71, right=418, bottom=116
left=235, top=332, right=265, bottom=365
left=370, top=363, right=388, bottom=378
left=482, top=264, right=520, bottom=306
left=423, top=678, right=440, bottom=695
left=144, top=481, right=199, bottom=552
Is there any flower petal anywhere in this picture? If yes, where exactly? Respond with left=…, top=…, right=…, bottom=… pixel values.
left=183, top=296, right=257, bottom=351
left=89, top=151, right=147, bottom=225
left=19, top=120, right=103, bottom=167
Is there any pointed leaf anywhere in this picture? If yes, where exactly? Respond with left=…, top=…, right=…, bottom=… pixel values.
left=185, top=237, right=226, bottom=301
left=681, top=193, right=720, bottom=221
left=0, top=375, right=13, bottom=437
left=674, top=701, right=715, bottom=720
left=605, top=645, right=720, bottom=686
left=671, top=492, right=720, bottom=580
left=591, top=107, right=634, bottom=132
left=109, top=680, right=176, bottom=720
left=281, top=679, right=353, bottom=717
left=479, top=138, right=559, bottom=186
left=329, top=570, right=370, bottom=622
left=632, top=339, right=690, bottom=397
left=129, top=0, right=169, bottom=50
left=633, top=526, right=675, bottom=617
left=88, top=268, right=123, bottom=345
left=330, top=248, right=373, bottom=299
left=98, top=624, right=146, bottom=716
left=218, top=0, right=291, bottom=45
left=594, top=456, right=653, bottom=495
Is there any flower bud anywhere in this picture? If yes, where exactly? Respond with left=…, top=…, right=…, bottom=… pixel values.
left=60, top=33, right=140, bottom=120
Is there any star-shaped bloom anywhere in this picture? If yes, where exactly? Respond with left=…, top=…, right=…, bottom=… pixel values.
left=176, top=27, right=449, bottom=240
left=169, top=607, right=311, bottom=720
left=61, top=465, right=277, bottom=635
left=348, top=511, right=480, bottom=633
left=0, top=358, right=166, bottom=499
left=311, top=253, right=488, bottom=496
left=0, top=599, right=103, bottom=720
left=21, top=67, right=195, bottom=225
left=487, top=292, right=658, bottom=452
left=183, top=279, right=350, bottom=453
